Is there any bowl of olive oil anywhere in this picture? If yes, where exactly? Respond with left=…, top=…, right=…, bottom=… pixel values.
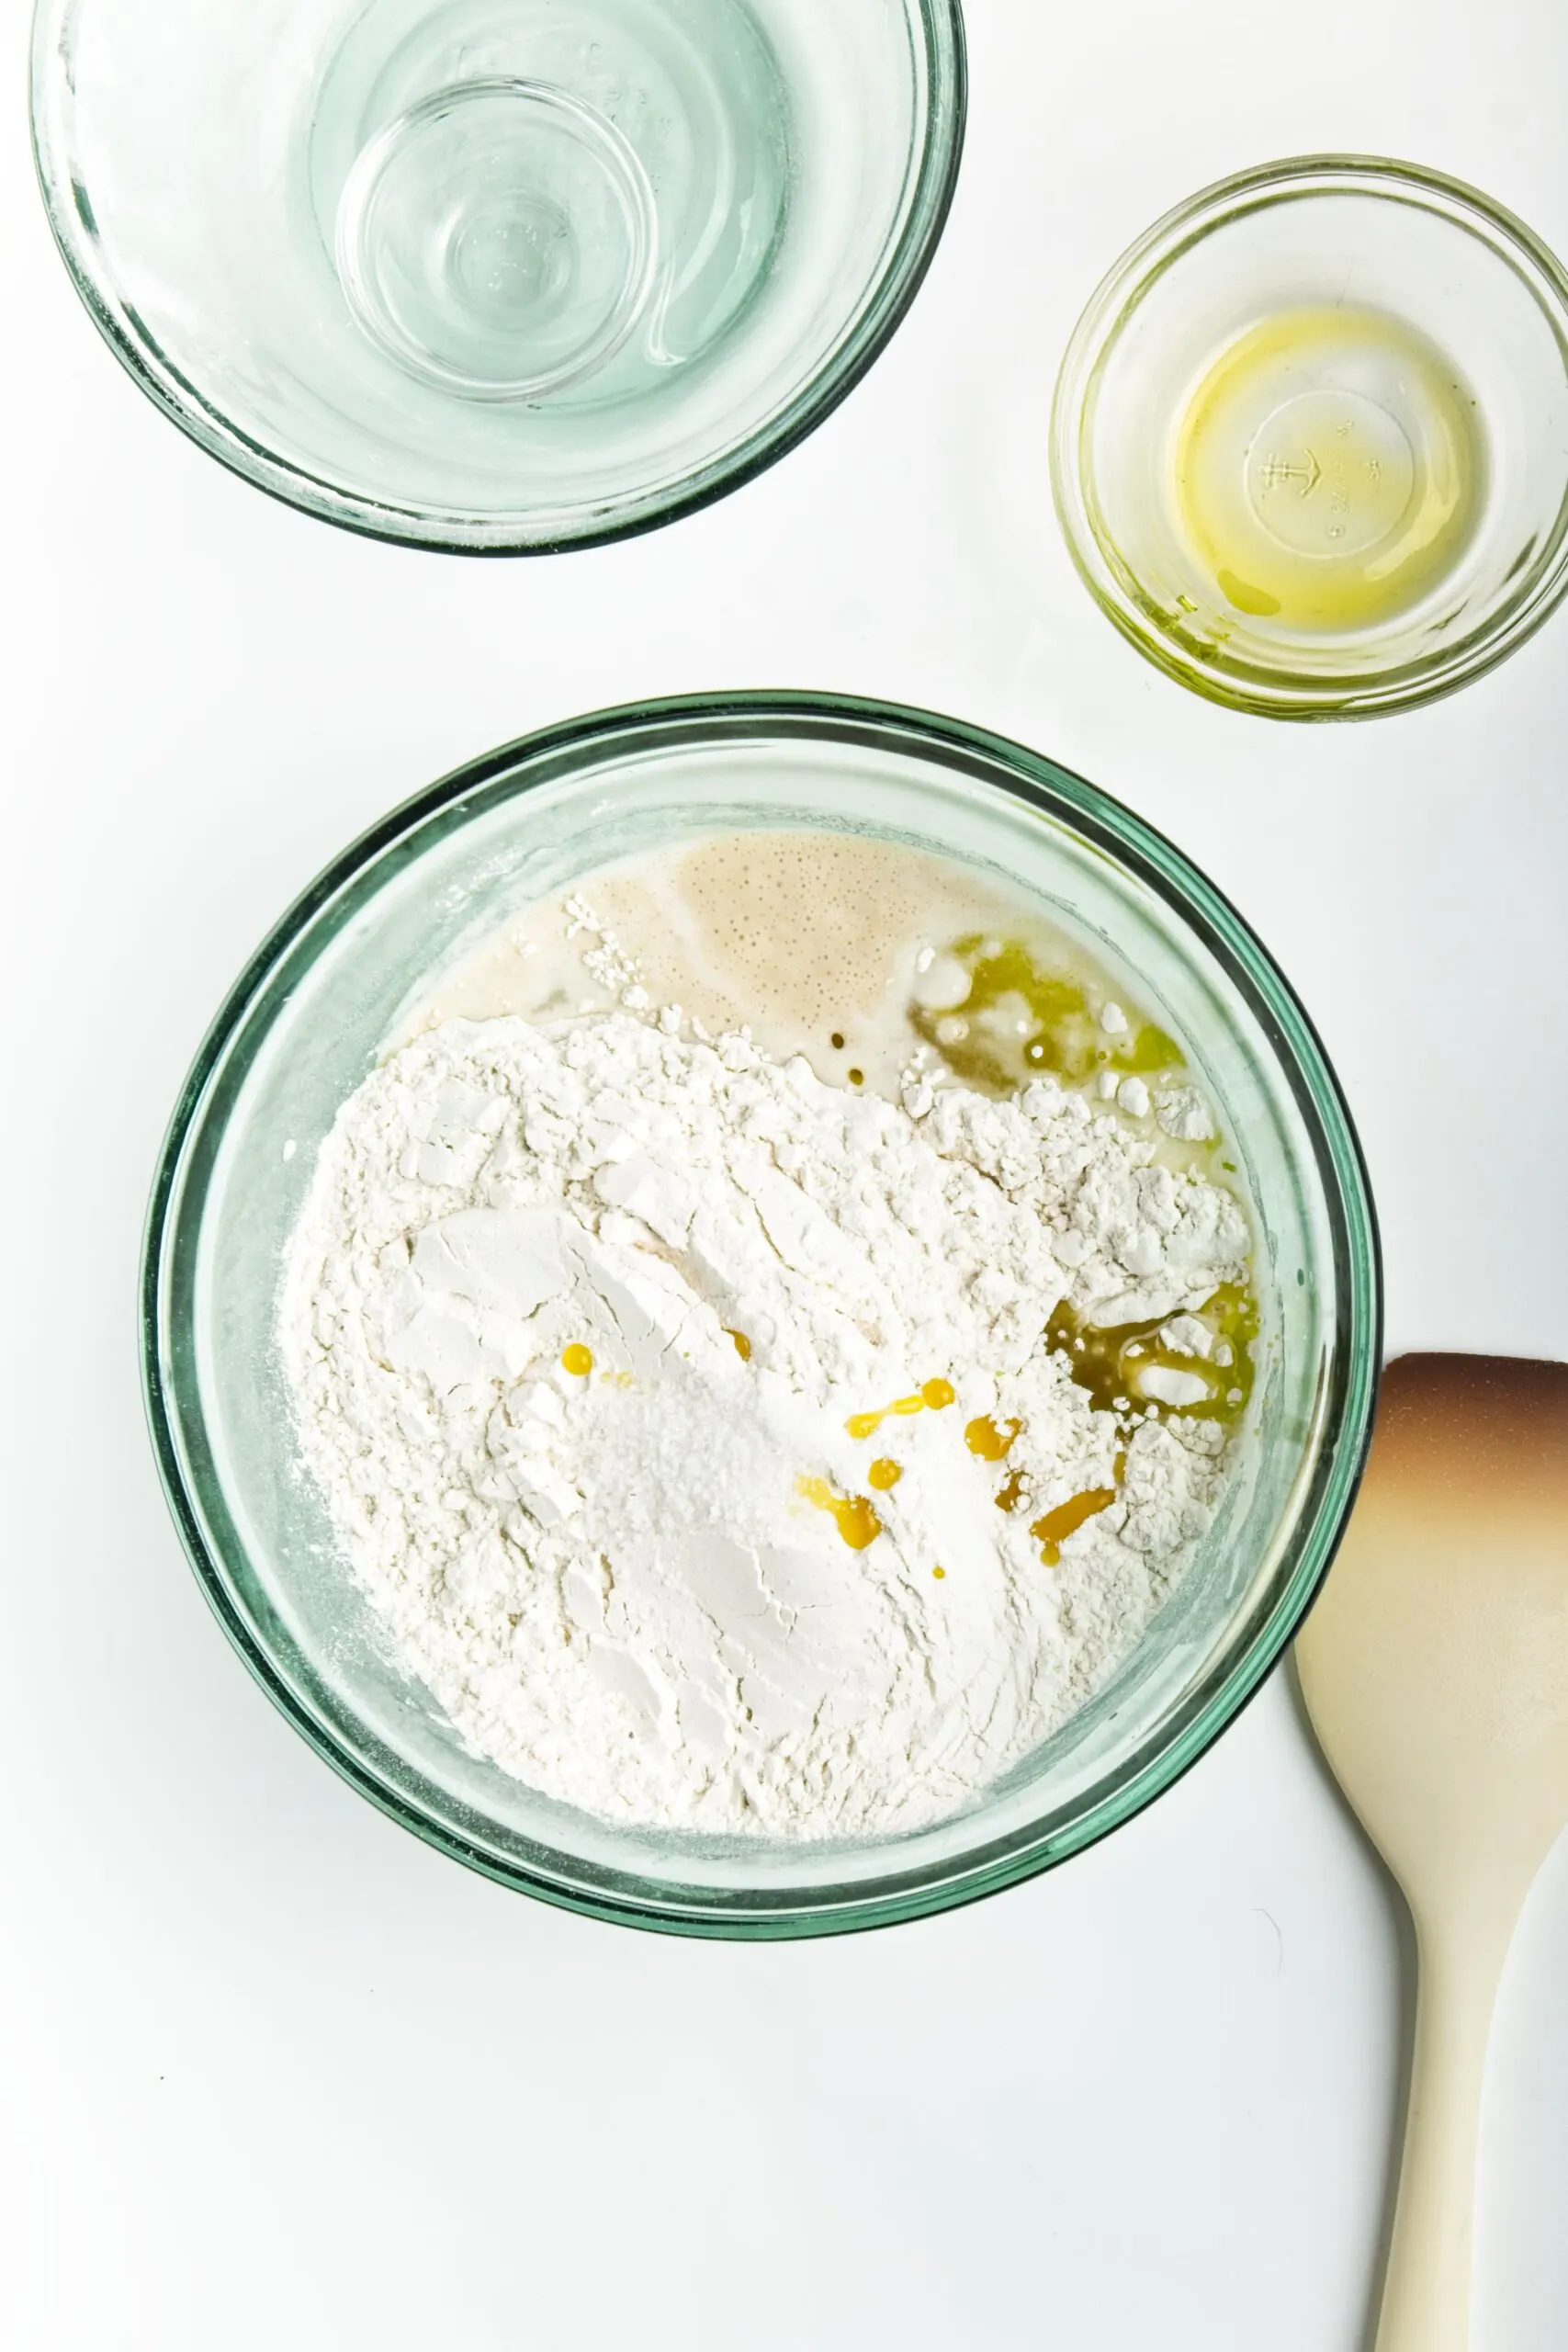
left=1052, top=158, right=1568, bottom=719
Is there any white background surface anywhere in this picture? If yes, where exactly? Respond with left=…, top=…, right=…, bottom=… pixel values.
left=4, top=1, right=1567, bottom=2345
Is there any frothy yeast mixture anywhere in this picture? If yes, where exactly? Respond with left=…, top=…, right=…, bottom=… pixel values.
left=411, top=831, right=1171, bottom=1106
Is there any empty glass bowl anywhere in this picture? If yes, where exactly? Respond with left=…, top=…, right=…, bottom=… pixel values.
left=31, top=0, right=965, bottom=551
left=1052, top=159, right=1568, bottom=718
left=142, top=695, right=1380, bottom=1937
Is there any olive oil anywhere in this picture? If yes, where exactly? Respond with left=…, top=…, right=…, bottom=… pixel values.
left=1174, top=305, right=1482, bottom=631
left=908, top=933, right=1183, bottom=1097
left=1044, top=1284, right=1259, bottom=1435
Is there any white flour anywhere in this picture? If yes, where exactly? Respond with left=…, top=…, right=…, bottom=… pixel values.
left=283, top=1012, right=1250, bottom=1838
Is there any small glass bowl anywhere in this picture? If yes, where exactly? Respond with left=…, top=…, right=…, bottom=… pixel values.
left=30, top=0, right=964, bottom=553
left=142, top=695, right=1380, bottom=1937
left=1052, top=158, right=1568, bottom=719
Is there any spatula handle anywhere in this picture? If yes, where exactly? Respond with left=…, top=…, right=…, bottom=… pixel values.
left=1375, top=1927, right=1506, bottom=2352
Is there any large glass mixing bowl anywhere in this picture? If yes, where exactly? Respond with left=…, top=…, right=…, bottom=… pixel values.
left=31, top=1, right=964, bottom=551
left=143, top=695, right=1381, bottom=1937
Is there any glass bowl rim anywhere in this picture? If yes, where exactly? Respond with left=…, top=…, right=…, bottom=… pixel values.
left=141, top=689, right=1383, bottom=1937
left=1049, top=153, right=1568, bottom=720
left=28, top=0, right=967, bottom=556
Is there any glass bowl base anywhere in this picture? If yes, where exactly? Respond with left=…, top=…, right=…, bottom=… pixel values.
left=334, top=78, right=658, bottom=401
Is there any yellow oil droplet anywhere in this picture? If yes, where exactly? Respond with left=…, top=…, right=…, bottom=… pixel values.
left=836, top=1497, right=883, bottom=1551
left=848, top=1391, right=932, bottom=1438
left=1032, top=1487, right=1118, bottom=1566
left=931, top=1566, right=947, bottom=1581
left=725, top=1329, right=752, bottom=1362
left=797, top=1476, right=884, bottom=1553
left=965, top=1415, right=1020, bottom=1461
left=995, top=1470, right=1026, bottom=1515
left=867, top=1458, right=903, bottom=1492
left=847, top=1379, right=959, bottom=1442
left=561, top=1344, right=593, bottom=1376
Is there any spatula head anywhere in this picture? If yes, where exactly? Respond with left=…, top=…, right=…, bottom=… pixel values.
left=1296, top=1354, right=1568, bottom=1925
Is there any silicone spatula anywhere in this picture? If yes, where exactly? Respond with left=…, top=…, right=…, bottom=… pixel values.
left=1295, top=1353, right=1568, bottom=2351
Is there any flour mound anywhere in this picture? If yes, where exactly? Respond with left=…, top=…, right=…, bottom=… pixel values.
left=282, top=1014, right=1249, bottom=1838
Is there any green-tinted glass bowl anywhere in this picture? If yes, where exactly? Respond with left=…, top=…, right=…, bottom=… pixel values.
left=31, top=0, right=964, bottom=553
left=142, top=695, right=1381, bottom=1937
left=1051, top=158, right=1568, bottom=719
